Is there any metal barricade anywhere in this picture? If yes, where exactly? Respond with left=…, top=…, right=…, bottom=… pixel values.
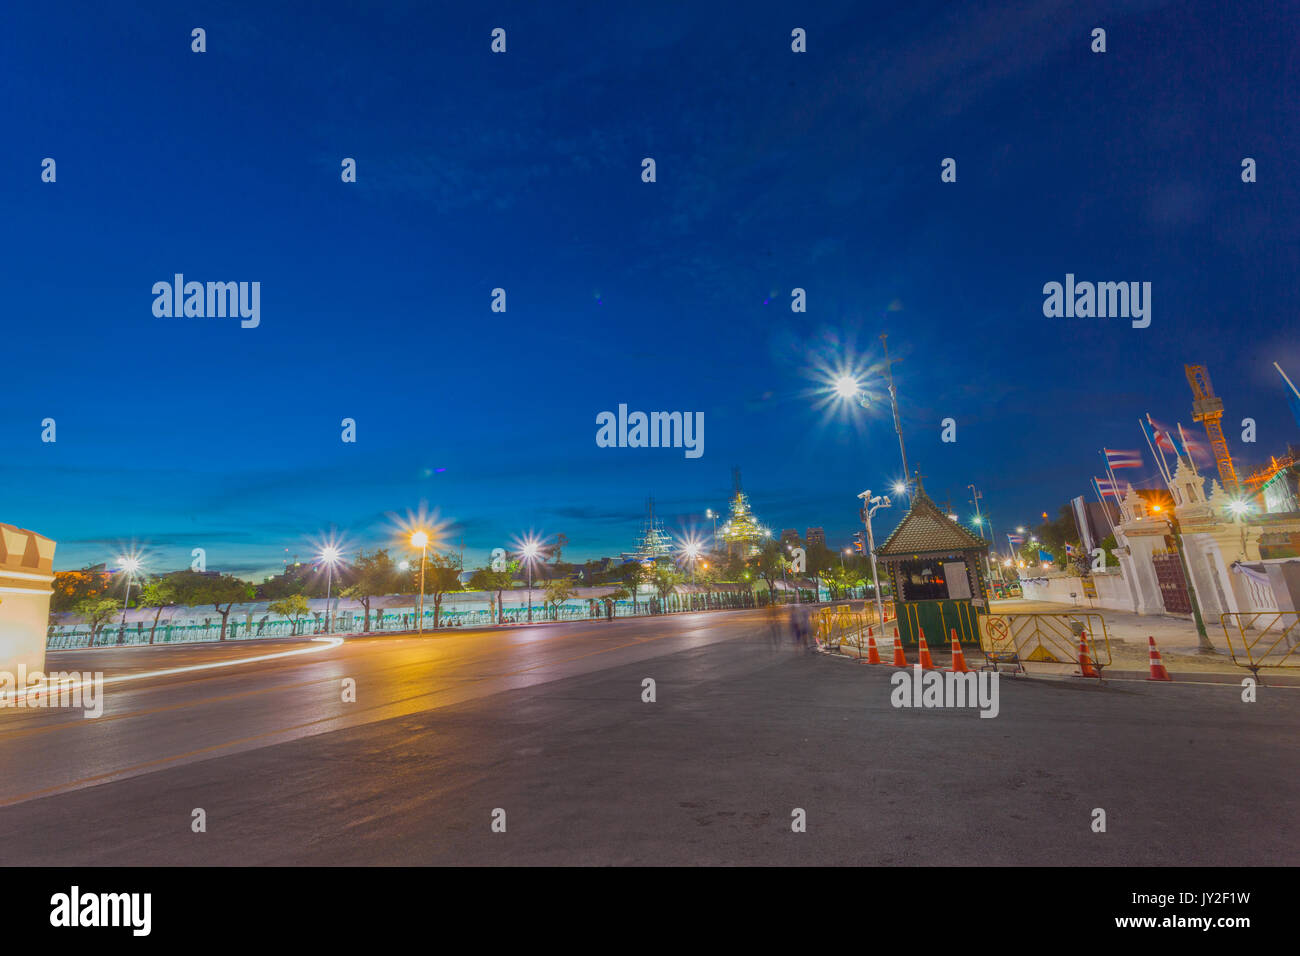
left=1219, top=611, right=1300, bottom=680
left=978, top=612, right=1111, bottom=674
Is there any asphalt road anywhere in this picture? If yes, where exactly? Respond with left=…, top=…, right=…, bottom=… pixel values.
left=0, top=608, right=1295, bottom=865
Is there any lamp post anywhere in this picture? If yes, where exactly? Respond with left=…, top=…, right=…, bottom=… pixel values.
left=879, top=334, right=913, bottom=499
left=858, top=490, right=892, bottom=631
left=828, top=339, right=911, bottom=499
left=520, top=540, right=541, bottom=622
left=410, top=531, right=428, bottom=634
left=968, top=485, right=998, bottom=588
left=706, top=509, right=718, bottom=552
left=320, top=545, right=341, bottom=634
left=683, top=542, right=701, bottom=584
left=117, top=555, right=140, bottom=643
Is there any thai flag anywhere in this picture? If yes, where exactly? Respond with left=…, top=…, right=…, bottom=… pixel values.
left=1065, top=543, right=1075, bottom=555
left=1104, top=448, right=1143, bottom=469
left=1095, top=477, right=1120, bottom=498
left=1007, top=533, right=1025, bottom=545
left=1146, top=414, right=1177, bottom=453
left=1179, top=431, right=1212, bottom=464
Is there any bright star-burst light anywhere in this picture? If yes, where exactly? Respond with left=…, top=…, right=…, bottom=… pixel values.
left=310, top=531, right=352, bottom=567
left=389, top=503, right=450, bottom=557
left=675, top=532, right=706, bottom=569
left=513, top=533, right=547, bottom=565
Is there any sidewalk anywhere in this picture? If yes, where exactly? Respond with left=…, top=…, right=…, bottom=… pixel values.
left=991, top=597, right=1224, bottom=653
left=834, top=599, right=1299, bottom=681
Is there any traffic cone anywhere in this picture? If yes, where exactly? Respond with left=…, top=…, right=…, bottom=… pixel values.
left=1077, top=631, right=1100, bottom=678
left=1146, top=635, right=1172, bottom=681
left=948, top=628, right=972, bottom=673
left=891, top=626, right=908, bottom=667
left=866, top=627, right=881, bottom=665
left=918, top=628, right=937, bottom=670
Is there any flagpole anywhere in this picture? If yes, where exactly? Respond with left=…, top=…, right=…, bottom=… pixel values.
left=1145, top=414, right=1173, bottom=484
left=1092, top=477, right=1118, bottom=538
left=1275, top=361, right=1300, bottom=401
left=1140, top=417, right=1170, bottom=485
left=1177, top=422, right=1200, bottom=477
left=1101, top=452, right=1128, bottom=523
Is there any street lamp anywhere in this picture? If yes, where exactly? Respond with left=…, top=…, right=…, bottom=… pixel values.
left=319, top=545, right=342, bottom=634
left=410, top=530, right=429, bottom=634
left=969, top=484, right=998, bottom=585
left=857, top=490, right=892, bottom=631
left=117, top=555, right=141, bottom=641
left=706, top=509, right=718, bottom=550
left=1227, top=498, right=1254, bottom=563
left=682, top=541, right=701, bottom=584
left=879, top=335, right=913, bottom=499
left=822, top=340, right=912, bottom=500
left=519, top=539, right=542, bottom=622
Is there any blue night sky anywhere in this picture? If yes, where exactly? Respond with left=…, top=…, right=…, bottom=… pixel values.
left=4, top=0, right=1299, bottom=579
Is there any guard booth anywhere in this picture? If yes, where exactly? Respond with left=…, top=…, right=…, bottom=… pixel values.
left=873, top=490, right=990, bottom=646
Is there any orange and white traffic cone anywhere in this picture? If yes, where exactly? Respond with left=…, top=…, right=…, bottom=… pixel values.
left=891, top=626, right=908, bottom=667
left=866, top=627, right=882, bottom=665
left=948, top=628, right=972, bottom=673
left=1077, top=631, right=1100, bottom=678
left=918, top=628, right=937, bottom=670
left=1146, top=635, right=1172, bottom=681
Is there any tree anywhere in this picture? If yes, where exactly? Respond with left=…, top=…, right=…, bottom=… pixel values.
left=469, top=560, right=518, bottom=625
left=649, top=565, right=681, bottom=607
left=50, top=567, right=112, bottom=613
left=550, top=533, right=568, bottom=569
left=75, top=597, right=121, bottom=645
left=804, top=541, right=839, bottom=577
left=1096, top=533, right=1121, bottom=568
left=619, top=562, right=647, bottom=614
left=268, top=594, right=312, bottom=636
left=753, top=541, right=791, bottom=602
left=166, top=570, right=253, bottom=641
left=543, top=576, right=577, bottom=620
left=719, top=551, right=748, bottom=583
left=1019, top=504, right=1082, bottom=567
left=599, top=586, right=631, bottom=619
left=340, top=548, right=399, bottom=632
left=136, top=578, right=178, bottom=644
left=412, top=551, right=462, bottom=629
left=822, top=566, right=863, bottom=601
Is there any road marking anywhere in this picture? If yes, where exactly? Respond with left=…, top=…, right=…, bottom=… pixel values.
left=0, top=675, right=347, bottom=740
left=0, top=637, right=343, bottom=707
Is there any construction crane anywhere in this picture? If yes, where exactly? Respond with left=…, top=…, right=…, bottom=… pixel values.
left=1184, top=364, right=1239, bottom=491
